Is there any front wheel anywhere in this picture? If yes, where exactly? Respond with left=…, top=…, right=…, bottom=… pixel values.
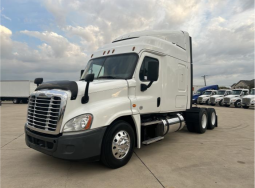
left=234, top=100, right=241, bottom=108
left=219, top=100, right=223, bottom=106
left=206, top=100, right=209, bottom=105
left=101, top=120, right=135, bottom=169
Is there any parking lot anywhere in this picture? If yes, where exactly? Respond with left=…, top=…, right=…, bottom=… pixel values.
left=1, top=102, right=254, bottom=188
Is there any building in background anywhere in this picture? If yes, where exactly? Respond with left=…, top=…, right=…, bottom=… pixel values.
left=231, top=79, right=254, bottom=89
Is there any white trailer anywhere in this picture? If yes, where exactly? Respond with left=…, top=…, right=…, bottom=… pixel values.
left=0, top=80, right=37, bottom=104
left=24, top=30, right=218, bottom=169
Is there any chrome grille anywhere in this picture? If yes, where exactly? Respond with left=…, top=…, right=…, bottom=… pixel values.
left=27, top=96, right=61, bottom=132
left=197, top=97, right=203, bottom=103
left=210, top=97, right=216, bottom=103
left=242, top=98, right=251, bottom=104
left=224, top=98, right=230, bottom=103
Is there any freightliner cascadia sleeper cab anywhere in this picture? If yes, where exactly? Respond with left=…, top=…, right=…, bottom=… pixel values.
left=25, top=30, right=218, bottom=168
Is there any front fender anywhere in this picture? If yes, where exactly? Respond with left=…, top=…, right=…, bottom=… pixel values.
left=61, top=87, right=132, bottom=132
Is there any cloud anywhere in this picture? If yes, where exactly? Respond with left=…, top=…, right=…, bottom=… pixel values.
left=1, top=0, right=254, bottom=87
left=1, top=25, right=87, bottom=81
left=1, top=7, right=11, bottom=21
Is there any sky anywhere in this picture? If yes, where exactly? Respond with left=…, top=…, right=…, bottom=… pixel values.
left=0, top=0, right=254, bottom=87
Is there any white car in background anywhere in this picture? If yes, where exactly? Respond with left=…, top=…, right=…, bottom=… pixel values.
left=197, top=90, right=218, bottom=105
left=242, top=88, right=255, bottom=109
left=210, top=90, right=232, bottom=106
left=223, top=89, right=249, bottom=108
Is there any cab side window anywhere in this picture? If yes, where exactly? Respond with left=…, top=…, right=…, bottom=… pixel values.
left=139, top=57, right=159, bottom=81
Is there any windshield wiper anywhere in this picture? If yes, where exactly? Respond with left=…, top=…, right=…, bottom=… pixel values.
left=97, top=76, right=122, bottom=79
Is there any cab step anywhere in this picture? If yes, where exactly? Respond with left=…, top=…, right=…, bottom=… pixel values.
left=142, top=136, right=164, bottom=145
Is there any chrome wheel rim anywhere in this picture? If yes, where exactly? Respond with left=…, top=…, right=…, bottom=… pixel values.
left=202, top=114, right=207, bottom=129
left=112, top=130, right=130, bottom=159
left=211, top=112, right=216, bottom=125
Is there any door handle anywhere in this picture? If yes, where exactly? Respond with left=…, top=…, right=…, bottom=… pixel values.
left=157, top=97, right=161, bottom=107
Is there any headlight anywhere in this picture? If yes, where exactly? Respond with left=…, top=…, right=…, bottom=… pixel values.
left=216, top=99, right=221, bottom=101
left=231, top=99, right=237, bottom=102
left=252, top=100, right=255, bottom=103
left=63, top=114, right=93, bottom=132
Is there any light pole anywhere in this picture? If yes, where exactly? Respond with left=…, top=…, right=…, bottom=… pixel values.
left=201, top=75, right=208, bottom=86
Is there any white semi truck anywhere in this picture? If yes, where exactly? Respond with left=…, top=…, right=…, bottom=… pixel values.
left=242, top=88, right=255, bottom=109
left=197, top=90, right=218, bottom=105
left=25, top=30, right=218, bottom=168
left=209, top=89, right=232, bottom=106
left=0, top=80, right=37, bottom=104
left=223, top=89, right=249, bottom=108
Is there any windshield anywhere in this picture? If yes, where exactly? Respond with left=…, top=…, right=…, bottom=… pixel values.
left=81, top=53, right=138, bottom=80
left=204, top=91, right=212, bottom=95
left=232, top=90, right=242, bottom=95
left=217, top=91, right=225, bottom=95
left=250, top=89, right=255, bottom=95
left=195, top=90, right=202, bottom=95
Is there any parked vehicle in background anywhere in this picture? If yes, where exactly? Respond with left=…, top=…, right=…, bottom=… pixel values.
left=24, top=30, right=218, bottom=169
left=0, top=80, right=37, bottom=104
left=223, top=89, right=249, bottom=108
left=210, top=90, right=232, bottom=106
left=197, top=90, right=218, bottom=105
left=192, top=85, right=219, bottom=104
left=242, top=88, right=255, bottom=109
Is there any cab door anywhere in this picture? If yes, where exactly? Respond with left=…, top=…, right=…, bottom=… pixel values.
left=134, top=52, right=162, bottom=114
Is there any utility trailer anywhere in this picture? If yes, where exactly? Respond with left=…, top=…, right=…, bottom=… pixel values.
left=0, top=80, right=37, bottom=104
left=24, top=30, right=218, bottom=169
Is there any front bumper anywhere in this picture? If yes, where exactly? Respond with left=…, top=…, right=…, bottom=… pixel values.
left=25, top=126, right=107, bottom=160
left=242, top=103, right=255, bottom=107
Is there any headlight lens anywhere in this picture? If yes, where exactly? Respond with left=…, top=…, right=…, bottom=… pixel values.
left=63, top=114, right=93, bottom=132
left=252, top=100, right=255, bottom=103
left=216, top=99, right=221, bottom=101
left=231, top=99, right=236, bottom=102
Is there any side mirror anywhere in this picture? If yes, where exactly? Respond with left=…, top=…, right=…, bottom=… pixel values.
left=141, top=61, right=159, bottom=91
left=85, top=74, right=94, bottom=82
left=80, top=70, right=84, bottom=78
left=34, top=78, right=43, bottom=86
left=81, top=74, right=94, bottom=104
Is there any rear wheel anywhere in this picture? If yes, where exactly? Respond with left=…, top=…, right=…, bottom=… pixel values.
left=185, top=108, right=208, bottom=134
left=225, top=104, right=230, bottom=107
left=101, top=120, right=135, bottom=169
left=13, top=98, right=18, bottom=104
left=242, top=106, right=249, bottom=109
left=195, top=109, right=208, bottom=133
left=207, top=108, right=217, bottom=130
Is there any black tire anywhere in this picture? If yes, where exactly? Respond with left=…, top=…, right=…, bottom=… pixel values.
left=243, top=106, right=249, bottom=109
left=225, top=104, right=230, bottom=107
left=206, top=100, right=209, bottom=105
left=13, top=98, right=18, bottom=104
left=219, top=100, right=223, bottom=106
left=234, top=100, right=241, bottom=108
left=207, top=108, right=217, bottom=130
left=211, top=104, right=215, bottom=106
left=184, top=108, right=207, bottom=134
left=195, top=108, right=208, bottom=133
left=101, top=120, right=135, bottom=169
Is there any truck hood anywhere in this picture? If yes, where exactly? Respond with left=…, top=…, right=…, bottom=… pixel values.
left=199, top=95, right=210, bottom=98
left=76, top=80, right=128, bottom=96
left=225, top=95, right=240, bottom=98
left=211, top=95, right=223, bottom=98
left=242, top=95, right=255, bottom=100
